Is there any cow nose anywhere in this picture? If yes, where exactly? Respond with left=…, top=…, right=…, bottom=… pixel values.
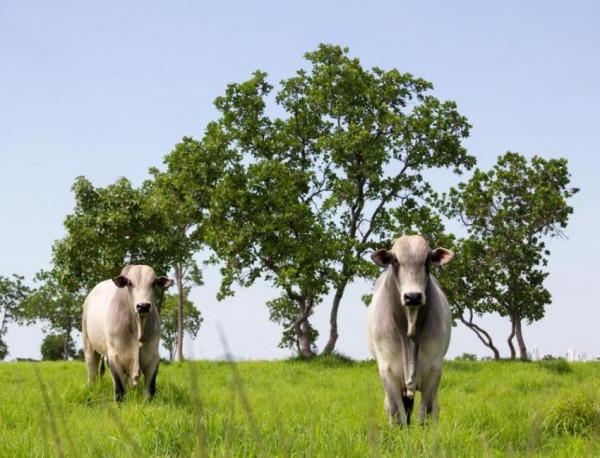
left=404, top=292, right=422, bottom=306
left=136, top=303, right=151, bottom=314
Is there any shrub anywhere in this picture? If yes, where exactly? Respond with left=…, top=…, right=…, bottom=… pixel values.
left=543, top=392, right=600, bottom=436
left=40, top=334, right=77, bottom=361
left=455, top=352, right=478, bottom=361
left=539, top=358, right=572, bottom=375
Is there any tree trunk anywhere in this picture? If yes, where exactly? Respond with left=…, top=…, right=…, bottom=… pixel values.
left=514, top=315, right=528, bottom=360
left=293, top=297, right=315, bottom=359
left=175, top=263, right=185, bottom=362
left=507, top=319, right=517, bottom=359
left=459, top=309, right=500, bottom=360
left=322, top=280, right=348, bottom=355
left=63, top=332, right=70, bottom=361
left=296, top=322, right=314, bottom=358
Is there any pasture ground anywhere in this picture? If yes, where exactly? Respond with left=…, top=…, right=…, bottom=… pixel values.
left=1, top=357, right=599, bottom=457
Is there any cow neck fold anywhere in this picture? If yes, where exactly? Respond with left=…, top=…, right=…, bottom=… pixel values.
left=138, top=315, right=147, bottom=344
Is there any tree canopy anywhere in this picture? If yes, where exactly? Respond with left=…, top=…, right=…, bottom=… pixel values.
left=51, top=176, right=173, bottom=294
left=183, top=44, right=475, bottom=357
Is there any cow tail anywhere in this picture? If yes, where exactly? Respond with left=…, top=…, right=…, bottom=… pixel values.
left=100, top=357, right=106, bottom=376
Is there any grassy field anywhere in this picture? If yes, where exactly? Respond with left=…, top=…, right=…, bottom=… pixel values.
left=1, top=357, right=599, bottom=457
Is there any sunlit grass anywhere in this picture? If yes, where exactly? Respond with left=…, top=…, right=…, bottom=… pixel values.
left=0, top=358, right=599, bottom=456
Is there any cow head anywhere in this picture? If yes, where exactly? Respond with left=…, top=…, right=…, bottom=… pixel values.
left=371, top=235, right=453, bottom=337
left=113, top=265, right=173, bottom=315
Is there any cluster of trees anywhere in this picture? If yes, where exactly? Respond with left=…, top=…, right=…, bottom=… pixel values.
left=0, top=44, right=578, bottom=361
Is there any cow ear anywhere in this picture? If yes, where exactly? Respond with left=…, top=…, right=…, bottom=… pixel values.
left=431, top=248, right=454, bottom=266
left=154, top=276, right=173, bottom=290
left=371, top=249, right=395, bottom=267
left=113, top=275, right=130, bottom=288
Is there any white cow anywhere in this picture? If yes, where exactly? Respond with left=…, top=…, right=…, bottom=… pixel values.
left=82, top=265, right=172, bottom=401
left=367, top=235, right=453, bottom=425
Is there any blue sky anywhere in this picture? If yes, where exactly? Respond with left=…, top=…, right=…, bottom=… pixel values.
left=1, top=1, right=598, bottom=360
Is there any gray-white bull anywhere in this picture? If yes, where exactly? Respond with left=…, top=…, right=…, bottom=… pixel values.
left=367, top=235, right=453, bottom=425
left=82, top=265, right=172, bottom=401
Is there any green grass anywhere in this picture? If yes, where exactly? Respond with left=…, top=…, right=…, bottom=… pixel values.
left=1, top=358, right=599, bottom=457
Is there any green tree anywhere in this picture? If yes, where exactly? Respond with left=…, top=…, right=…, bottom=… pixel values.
left=41, top=334, right=77, bottom=361
left=268, top=294, right=319, bottom=354
left=51, top=176, right=173, bottom=294
left=26, top=269, right=84, bottom=361
left=0, top=274, right=30, bottom=361
left=51, top=172, right=209, bottom=361
left=39, top=177, right=176, bottom=361
left=199, top=44, right=473, bottom=356
left=443, top=152, right=579, bottom=360
left=148, top=138, right=218, bottom=361
left=437, top=238, right=502, bottom=360
left=40, top=161, right=211, bottom=364
left=160, top=291, right=203, bottom=361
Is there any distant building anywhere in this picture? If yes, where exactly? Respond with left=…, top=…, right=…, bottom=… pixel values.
left=564, top=348, right=592, bottom=362
left=507, top=345, right=597, bottom=362
left=531, top=346, right=540, bottom=361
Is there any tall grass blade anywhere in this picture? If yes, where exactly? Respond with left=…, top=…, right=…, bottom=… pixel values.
left=33, top=364, right=64, bottom=458
left=187, top=360, right=209, bottom=458
left=218, top=325, right=267, bottom=457
left=104, top=403, right=145, bottom=457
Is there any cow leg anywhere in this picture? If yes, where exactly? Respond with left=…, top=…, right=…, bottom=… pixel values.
left=142, top=355, right=159, bottom=400
left=402, top=395, right=415, bottom=425
left=100, top=356, right=109, bottom=377
left=83, top=340, right=101, bottom=384
left=417, top=393, right=437, bottom=426
left=417, top=368, right=442, bottom=425
left=380, top=369, right=407, bottom=426
left=108, top=361, right=127, bottom=402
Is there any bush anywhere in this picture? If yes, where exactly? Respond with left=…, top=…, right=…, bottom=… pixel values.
left=40, top=334, right=77, bottom=361
left=455, top=352, right=478, bottom=361
left=539, top=358, right=572, bottom=375
left=543, top=392, right=600, bottom=436
left=287, top=352, right=355, bottom=367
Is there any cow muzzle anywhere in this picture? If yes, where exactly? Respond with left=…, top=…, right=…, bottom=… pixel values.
left=136, top=303, right=152, bottom=314
left=403, top=292, right=423, bottom=306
